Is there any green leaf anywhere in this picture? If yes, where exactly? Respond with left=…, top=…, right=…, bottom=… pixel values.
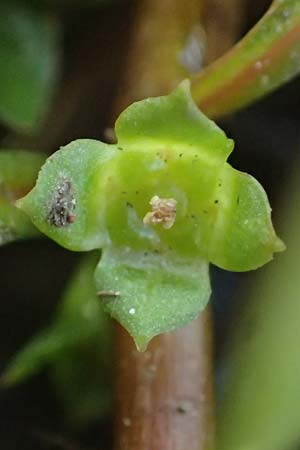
left=218, top=173, right=300, bottom=450
left=50, top=342, right=112, bottom=426
left=2, top=253, right=110, bottom=382
left=0, top=150, right=45, bottom=245
left=2, top=253, right=112, bottom=424
left=0, top=4, right=60, bottom=132
left=17, top=82, right=284, bottom=347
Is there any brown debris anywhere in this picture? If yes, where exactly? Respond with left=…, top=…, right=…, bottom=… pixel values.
left=143, top=195, right=177, bottom=229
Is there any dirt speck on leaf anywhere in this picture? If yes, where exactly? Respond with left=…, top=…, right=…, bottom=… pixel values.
left=48, top=177, right=76, bottom=227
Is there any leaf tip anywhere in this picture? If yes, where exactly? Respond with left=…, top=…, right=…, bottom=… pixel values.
left=133, top=335, right=153, bottom=352
left=14, top=194, right=31, bottom=219
left=177, top=78, right=191, bottom=93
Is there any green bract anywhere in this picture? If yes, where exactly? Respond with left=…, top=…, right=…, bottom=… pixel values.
left=17, top=81, right=284, bottom=349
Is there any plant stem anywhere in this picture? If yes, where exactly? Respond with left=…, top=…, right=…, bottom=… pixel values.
left=191, top=0, right=300, bottom=117
left=114, top=309, right=214, bottom=450
left=113, top=0, right=204, bottom=113
left=111, top=1, right=244, bottom=448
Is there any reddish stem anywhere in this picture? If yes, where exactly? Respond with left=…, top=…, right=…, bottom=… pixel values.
left=111, top=0, right=244, bottom=448
left=114, top=309, right=214, bottom=450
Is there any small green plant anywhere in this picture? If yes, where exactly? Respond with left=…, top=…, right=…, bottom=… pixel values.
left=15, top=81, right=284, bottom=350
left=0, top=0, right=299, bottom=446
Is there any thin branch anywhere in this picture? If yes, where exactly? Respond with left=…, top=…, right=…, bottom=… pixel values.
left=110, top=0, right=245, bottom=448
left=114, top=309, right=214, bottom=450
left=191, top=0, right=300, bottom=117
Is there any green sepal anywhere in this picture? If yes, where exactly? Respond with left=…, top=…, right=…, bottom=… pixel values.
left=95, top=247, right=211, bottom=351
left=207, top=165, right=285, bottom=271
left=116, top=80, right=234, bottom=162
left=17, top=139, right=118, bottom=251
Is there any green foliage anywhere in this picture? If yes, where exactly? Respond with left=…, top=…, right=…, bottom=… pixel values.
left=17, top=82, right=284, bottom=348
left=0, top=150, right=45, bottom=245
left=2, top=253, right=112, bottom=425
left=0, top=3, right=60, bottom=132
left=218, top=173, right=300, bottom=450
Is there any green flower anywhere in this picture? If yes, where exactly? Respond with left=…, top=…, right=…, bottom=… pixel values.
left=17, top=81, right=284, bottom=350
